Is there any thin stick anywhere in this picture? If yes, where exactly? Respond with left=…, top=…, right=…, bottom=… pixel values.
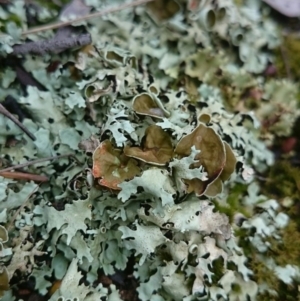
left=0, top=171, right=49, bottom=182
left=7, top=184, right=40, bottom=232
left=22, top=0, right=154, bottom=36
left=0, top=154, right=76, bottom=173
left=0, top=103, right=36, bottom=141
left=12, top=33, right=92, bottom=56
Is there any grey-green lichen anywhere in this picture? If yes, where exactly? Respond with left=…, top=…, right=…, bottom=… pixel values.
left=0, top=0, right=299, bottom=300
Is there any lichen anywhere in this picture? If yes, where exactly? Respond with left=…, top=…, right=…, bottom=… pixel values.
left=0, top=0, right=299, bottom=300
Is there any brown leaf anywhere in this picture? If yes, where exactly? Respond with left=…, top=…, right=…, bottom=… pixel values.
left=175, top=124, right=226, bottom=195
left=198, top=113, right=211, bottom=124
left=0, top=226, right=8, bottom=243
left=184, top=178, right=206, bottom=195
left=132, top=93, right=166, bottom=118
left=146, top=0, right=180, bottom=22
left=92, top=140, right=140, bottom=190
left=124, top=125, right=173, bottom=165
left=203, top=142, right=237, bottom=197
left=0, top=267, right=9, bottom=297
left=175, top=124, right=225, bottom=178
left=204, top=178, right=223, bottom=197
left=219, top=142, right=237, bottom=182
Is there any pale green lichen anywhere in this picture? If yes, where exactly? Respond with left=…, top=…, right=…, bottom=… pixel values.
left=0, top=0, right=298, bottom=300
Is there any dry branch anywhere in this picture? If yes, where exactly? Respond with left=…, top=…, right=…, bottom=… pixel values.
left=0, top=171, right=49, bottom=182
left=12, top=33, right=92, bottom=55
left=0, top=154, right=77, bottom=173
left=0, top=103, right=36, bottom=141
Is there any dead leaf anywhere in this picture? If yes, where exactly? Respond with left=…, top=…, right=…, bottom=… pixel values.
left=219, top=142, right=237, bottom=182
left=133, top=93, right=167, bottom=118
left=0, top=267, right=9, bottom=297
left=92, top=140, right=140, bottom=190
left=204, top=143, right=236, bottom=196
left=175, top=124, right=226, bottom=195
left=146, top=0, right=180, bottom=22
left=204, top=178, right=223, bottom=197
left=124, top=125, right=173, bottom=165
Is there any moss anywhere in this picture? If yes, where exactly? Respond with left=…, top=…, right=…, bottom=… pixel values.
left=274, top=33, right=300, bottom=109
left=246, top=220, right=300, bottom=301
left=252, top=156, right=300, bottom=301
left=236, top=217, right=300, bottom=301
left=262, top=161, right=300, bottom=202
left=262, top=160, right=300, bottom=230
left=239, top=241, right=280, bottom=301
left=275, top=35, right=300, bottom=83
left=213, top=183, right=249, bottom=223
left=265, top=221, right=300, bottom=267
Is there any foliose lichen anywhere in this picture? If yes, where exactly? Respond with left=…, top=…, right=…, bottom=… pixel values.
left=0, top=0, right=299, bottom=300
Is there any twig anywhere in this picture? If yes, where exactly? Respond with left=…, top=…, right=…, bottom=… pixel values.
left=12, top=33, right=92, bottom=56
left=7, top=184, right=40, bottom=232
left=0, top=171, right=49, bottom=182
left=22, top=0, right=154, bottom=36
left=0, top=103, right=36, bottom=141
left=0, top=153, right=77, bottom=173
left=15, top=65, right=47, bottom=91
